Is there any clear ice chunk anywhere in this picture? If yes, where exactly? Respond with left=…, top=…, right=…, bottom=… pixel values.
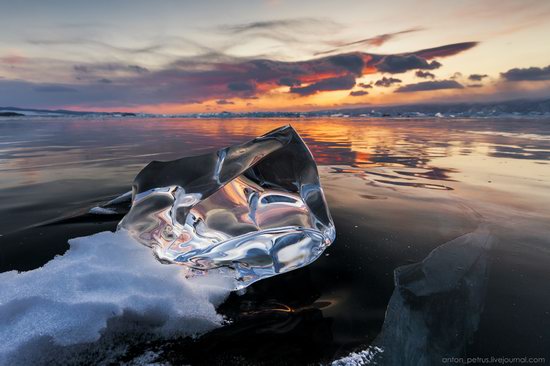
left=118, top=126, right=335, bottom=289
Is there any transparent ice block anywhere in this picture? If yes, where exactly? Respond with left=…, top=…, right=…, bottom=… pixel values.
left=118, top=125, right=335, bottom=289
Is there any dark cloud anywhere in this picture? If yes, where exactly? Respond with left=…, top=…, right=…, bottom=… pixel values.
left=415, top=70, right=435, bottom=79
left=501, top=65, right=550, bottom=81
left=376, top=55, right=441, bottom=74
left=0, top=80, right=95, bottom=108
left=468, top=84, right=483, bottom=88
left=468, top=73, right=488, bottom=81
left=358, top=83, right=372, bottom=89
left=395, top=80, right=464, bottom=93
left=244, top=52, right=367, bottom=85
left=34, top=85, right=78, bottom=93
left=327, top=54, right=365, bottom=75
left=290, top=74, right=356, bottom=96
left=278, top=77, right=301, bottom=87
left=227, top=81, right=255, bottom=92
left=216, top=99, right=234, bottom=105
left=349, top=90, right=369, bottom=97
left=375, top=77, right=402, bottom=87
left=0, top=41, right=478, bottom=108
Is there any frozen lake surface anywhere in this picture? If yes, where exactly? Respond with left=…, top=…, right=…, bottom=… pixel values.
left=0, top=117, right=549, bottom=364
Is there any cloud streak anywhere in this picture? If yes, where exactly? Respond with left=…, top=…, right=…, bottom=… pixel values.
left=412, top=42, right=478, bottom=59
left=315, top=27, right=423, bottom=56
left=28, top=38, right=165, bottom=55
left=217, top=18, right=335, bottom=34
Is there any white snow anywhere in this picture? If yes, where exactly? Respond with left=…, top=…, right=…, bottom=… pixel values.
left=0, top=230, right=233, bottom=364
left=331, top=346, right=384, bottom=365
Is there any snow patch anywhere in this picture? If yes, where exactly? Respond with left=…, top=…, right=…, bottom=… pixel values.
left=332, top=346, right=384, bottom=365
left=0, top=230, right=232, bottom=364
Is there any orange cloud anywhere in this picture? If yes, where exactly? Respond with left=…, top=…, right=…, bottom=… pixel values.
left=0, top=42, right=479, bottom=112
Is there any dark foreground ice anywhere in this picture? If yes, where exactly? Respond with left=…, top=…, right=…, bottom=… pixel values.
left=0, top=117, right=548, bottom=365
left=333, top=225, right=493, bottom=365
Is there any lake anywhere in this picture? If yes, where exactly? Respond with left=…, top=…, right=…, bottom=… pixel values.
left=0, top=117, right=549, bottom=365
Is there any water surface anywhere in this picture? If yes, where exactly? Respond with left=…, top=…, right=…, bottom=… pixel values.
left=0, top=117, right=549, bottom=364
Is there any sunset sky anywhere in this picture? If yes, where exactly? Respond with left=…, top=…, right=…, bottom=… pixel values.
left=1, top=0, right=550, bottom=113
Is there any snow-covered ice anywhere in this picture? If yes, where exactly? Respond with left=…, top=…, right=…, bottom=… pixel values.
left=0, top=230, right=232, bottom=365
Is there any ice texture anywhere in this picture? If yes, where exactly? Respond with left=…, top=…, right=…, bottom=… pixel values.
left=332, top=346, right=384, bottom=366
left=332, top=225, right=494, bottom=365
left=118, top=125, right=335, bottom=289
left=0, top=231, right=231, bottom=365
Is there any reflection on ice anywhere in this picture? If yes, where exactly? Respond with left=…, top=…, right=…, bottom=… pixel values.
left=330, top=165, right=455, bottom=191
left=119, top=126, right=335, bottom=289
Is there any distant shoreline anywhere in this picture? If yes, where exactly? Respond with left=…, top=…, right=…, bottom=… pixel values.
left=2, top=98, right=550, bottom=119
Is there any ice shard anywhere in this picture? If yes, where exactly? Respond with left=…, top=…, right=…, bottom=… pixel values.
left=333, top=225, right=494, bottom=366
left=118, top=125, right=335, bottom=289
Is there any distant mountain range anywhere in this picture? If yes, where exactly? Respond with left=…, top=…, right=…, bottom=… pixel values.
left=2, top=98, right=550, bottom=118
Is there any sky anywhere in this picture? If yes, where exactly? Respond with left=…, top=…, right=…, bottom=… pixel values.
left=1, top=0, right=550, bottom=113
